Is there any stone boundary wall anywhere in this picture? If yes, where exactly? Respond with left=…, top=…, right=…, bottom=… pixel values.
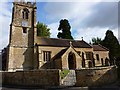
left=1, top=66, right=118, bottom=87
left=75, top=66, right=118, bottom=86
left=2, top=69, right=60, bottom=87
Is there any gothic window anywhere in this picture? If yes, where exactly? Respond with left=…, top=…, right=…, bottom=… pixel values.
left=43, top=51, right=51, bottom=62
left=86, top=52, right=92, bottom=60
left=101, top=58, right=104, bottom=66
left=22, top=8, right=29, bottom=19
left=82, top=52, right=85, bottom=67
left=96, top=54, right=100, bottom=61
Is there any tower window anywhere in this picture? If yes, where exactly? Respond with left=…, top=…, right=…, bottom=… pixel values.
left=22, top=8, right=29, bottom=19
left=23, top=27, right=27, bottom=33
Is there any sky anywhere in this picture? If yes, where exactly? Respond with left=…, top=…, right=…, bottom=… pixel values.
left=0, top=0, right=119, bottom=50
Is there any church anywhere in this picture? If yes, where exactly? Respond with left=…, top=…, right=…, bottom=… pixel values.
left=6, top=1, right=109, bottom=71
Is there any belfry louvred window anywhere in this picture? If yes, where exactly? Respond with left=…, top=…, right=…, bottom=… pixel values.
left=22, top=8, right=29, bottom=19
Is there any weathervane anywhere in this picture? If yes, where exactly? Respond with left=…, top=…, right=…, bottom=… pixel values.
left=81, top=37, right=83, bottom=41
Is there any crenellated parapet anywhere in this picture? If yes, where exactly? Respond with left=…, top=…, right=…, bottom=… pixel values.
left=13, top=0, right=36, bottom=8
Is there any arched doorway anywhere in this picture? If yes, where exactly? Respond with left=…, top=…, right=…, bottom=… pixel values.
left=68, top=52, right=76, bottom=69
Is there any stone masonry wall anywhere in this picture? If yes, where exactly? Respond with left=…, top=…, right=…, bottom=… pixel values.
left=94, top=51, right=109, bottom=66
left=2, top=69, right=60, bottom=87
left=75, top=66, right=118, bottom=86
left=1, top=66, right=117, bottom=87
left=8, top=47, right=34, bottom=71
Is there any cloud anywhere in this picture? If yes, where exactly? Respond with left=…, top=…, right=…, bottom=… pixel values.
left=82, top=2, right=118, bottom=29
left=43, top=2, right=118, bottom=29
left=43, top=2, right=118, bottom=42
left=0, top=1, right=12, bottom=50
left=48, top=22, right=59, bottom=38
left=37, top=0, right=119, bottom=2
left=0, top=1, right=119, bottom=50
left=74, top=27, right=118, bottom=42
left=43, top=2, right=98, bottom=22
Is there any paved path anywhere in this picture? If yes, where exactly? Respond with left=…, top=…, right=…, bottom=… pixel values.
left=1, top=80, right=120, bottom=90
left=61, top=70, right=76, bottom=86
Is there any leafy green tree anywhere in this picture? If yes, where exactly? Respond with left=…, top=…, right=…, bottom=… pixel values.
left=91, top=37, right=102, bottom=45
left=37, top=22, right=51, bottom=37
left=57, top=19, right=73, bottom=39
left=101, top=30, right=120, bottom=65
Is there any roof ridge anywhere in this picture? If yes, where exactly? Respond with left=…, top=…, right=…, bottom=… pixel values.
left=37, top=37, right=83, bottom=41
left=92, top=44, right=109, bottom=51
left=36, top=37, right=92, bottom=48
left=98, top=44, right=109, bottom=51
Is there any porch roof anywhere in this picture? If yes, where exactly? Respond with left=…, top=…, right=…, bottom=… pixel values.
left=52, top=48, right=68, bottom=60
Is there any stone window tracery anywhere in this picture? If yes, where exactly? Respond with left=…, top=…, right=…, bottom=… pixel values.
left=86, top=52, right=92, bottom=60
left=22, top=8, right=29, bottom=19
left=43, top=51, right=51, bottom=62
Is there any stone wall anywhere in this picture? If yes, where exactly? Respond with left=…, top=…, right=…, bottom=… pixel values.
left=2, top=69, right=60, bottom=87
left=37, top=46, right=66, bottom=68
left=1, top=66, right=117, bottom=87
left=75, top=66, right=117, bottom=86
left=61, top=47, right=82, bottom=69
left=94, top=51, right=109, bottom=66
left=54, top=58, right=62, bottom=69
left=8, top=2, right=36, bottom=71
left=37, top=46, right=93, bottom=69
left=8, top=47, right=34, bottom=71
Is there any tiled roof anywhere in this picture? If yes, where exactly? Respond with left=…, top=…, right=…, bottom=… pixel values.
left=36, top=37, right=92, bottom=48
left=52, top=46, right=81, bottom=60
left=93, top=44, right=109, bottom=51
left=52, top=48, right=68, bottom=60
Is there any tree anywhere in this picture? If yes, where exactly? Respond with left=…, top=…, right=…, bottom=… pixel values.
left=116, top=45, right=120, bottom=66
left=90, top=37, right=102, bottom=45
left=101, top=30, right=120, bottom=65
left=57, top=19, right=73, bottom=39
left=37, top=22, right=51, bottom=38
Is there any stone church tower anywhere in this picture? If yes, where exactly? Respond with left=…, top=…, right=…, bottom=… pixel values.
left=7, top=1, right=37, bottom=71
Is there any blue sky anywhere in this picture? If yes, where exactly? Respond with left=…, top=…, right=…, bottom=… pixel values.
left=0, top=0, right=119, bottom=50
left=37, top=2, right=47, bottom=23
